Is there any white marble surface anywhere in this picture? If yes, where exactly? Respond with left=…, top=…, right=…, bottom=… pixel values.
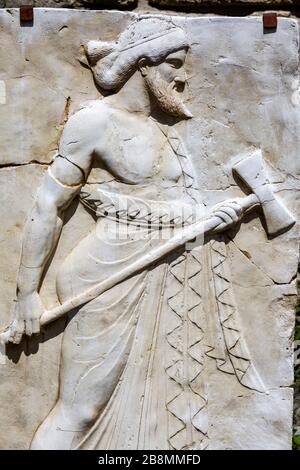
left=0, top=9, right=299, bottom=449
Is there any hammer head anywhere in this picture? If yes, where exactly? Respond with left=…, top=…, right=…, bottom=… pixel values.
left=233, top=150, right=296, bottom=236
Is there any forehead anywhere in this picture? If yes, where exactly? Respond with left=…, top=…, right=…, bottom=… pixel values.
left=165, top=49, right=187, bottom=62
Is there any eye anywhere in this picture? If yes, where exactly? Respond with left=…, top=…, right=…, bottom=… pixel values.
left=166, top=59, right=183, bottom=69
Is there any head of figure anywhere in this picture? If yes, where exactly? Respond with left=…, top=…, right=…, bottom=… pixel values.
left=85, top=17, right=192, bottom=120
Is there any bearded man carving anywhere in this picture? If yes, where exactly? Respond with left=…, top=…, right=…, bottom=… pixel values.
left=6, top=17, right=256, bottom=450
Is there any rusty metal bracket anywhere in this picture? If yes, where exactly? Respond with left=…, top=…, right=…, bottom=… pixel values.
left=20, top=5, right=34, bottom=24
left=263, top=12, right=277, bottom=32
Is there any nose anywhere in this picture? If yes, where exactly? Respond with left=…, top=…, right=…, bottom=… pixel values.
left=174, top=67, right=186, bottom=84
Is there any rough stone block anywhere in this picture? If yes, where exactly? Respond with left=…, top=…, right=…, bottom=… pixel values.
left=0, top=9, right=299, bottom=450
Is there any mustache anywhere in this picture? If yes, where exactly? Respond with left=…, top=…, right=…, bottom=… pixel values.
left=145, top=71, right=193, bottom=120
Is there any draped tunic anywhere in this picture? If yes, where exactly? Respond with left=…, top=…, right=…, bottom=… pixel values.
left=56, top=123, right=265, bottom=450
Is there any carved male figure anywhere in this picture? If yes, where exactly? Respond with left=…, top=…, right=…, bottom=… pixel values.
left=5, top=18, right=248, bottom=450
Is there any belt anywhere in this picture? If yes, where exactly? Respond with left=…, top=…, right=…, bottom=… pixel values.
left=79, top=188, right=204, bottom=229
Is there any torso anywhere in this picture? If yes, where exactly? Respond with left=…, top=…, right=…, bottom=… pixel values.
left=87, top=102, right=190, bottom=203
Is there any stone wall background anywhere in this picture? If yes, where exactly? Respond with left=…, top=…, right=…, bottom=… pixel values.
left=0, top=0, right=299, bottom=449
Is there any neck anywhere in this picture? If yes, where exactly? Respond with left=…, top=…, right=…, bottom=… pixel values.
left=105, top=72, right=151, bottom=117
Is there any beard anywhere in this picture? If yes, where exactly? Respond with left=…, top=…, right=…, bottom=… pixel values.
left=145, top=69, right=192, bottom=120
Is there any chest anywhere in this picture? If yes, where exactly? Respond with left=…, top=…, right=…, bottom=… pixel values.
left=96, top=117, right=183, bottom=184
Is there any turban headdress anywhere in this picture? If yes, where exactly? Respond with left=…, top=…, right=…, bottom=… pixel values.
left=85, top=17, right=189, bottom=90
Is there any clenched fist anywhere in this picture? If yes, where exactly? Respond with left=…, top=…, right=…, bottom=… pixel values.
left=210, top=199, right=244, bottom=233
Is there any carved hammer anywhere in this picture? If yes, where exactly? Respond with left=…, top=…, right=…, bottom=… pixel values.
left=0, top=149, right=295, bottom=344
left=232, top=150, right=295, bottom=236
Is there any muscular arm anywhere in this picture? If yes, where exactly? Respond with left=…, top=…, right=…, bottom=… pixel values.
left=9, top=108, right=96, bottom=343
left=16, top=162, right=83, bottom=297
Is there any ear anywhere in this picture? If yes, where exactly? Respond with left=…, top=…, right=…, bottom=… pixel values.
left=138, top=58, right=149, bottom=77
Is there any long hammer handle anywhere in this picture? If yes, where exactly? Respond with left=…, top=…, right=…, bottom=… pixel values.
left=0, top=193, right=259, bottom=343
left=237, top=193, right=259, bottom=212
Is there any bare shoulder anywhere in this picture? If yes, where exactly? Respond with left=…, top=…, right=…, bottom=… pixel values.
left=59, top=100, right=111, bottom=158
left=50, top=100, right=112, bottom=185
